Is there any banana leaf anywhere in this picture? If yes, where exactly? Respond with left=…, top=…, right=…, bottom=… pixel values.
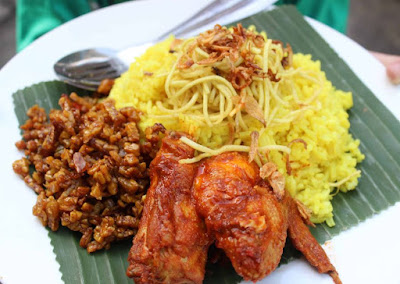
left=12, top=5, right=400, bottom=284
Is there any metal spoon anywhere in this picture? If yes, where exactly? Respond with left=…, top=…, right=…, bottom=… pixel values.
left=54, top=0, right=258, bottom=91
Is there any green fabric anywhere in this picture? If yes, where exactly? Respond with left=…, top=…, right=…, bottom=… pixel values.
left=16, top=0, right=127, bottom=51
left=276, top=0, right=350, bottom=33
left=16, top=0, right=350, bottom=52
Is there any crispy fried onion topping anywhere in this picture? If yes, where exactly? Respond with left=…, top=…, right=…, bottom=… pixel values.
left=249, top=131, right=259, bottom=163
left=178, top=24, right=270, bottom=90
left=244, top=94, right=266, bottom=126
left=230, top=91, right=266, bottom=126
left=260, top=162, right=285, bottom=200
left=286, top=138, right=308, bottom=175
left=295, top=199, right=315, bottom=227
left=288, top=138, right=307, bottom=149
left=272, top=40, right=293, bottom=68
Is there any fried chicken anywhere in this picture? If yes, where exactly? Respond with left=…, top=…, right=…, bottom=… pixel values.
left=126, top=132, right=210, bottom=284
left=192, top=152, right=288, bottom=281
left=128, top=138, right=340, bottom=283
left=285, top=195, right=342, bottom=284
left=193, top=152, right=341, bottom=283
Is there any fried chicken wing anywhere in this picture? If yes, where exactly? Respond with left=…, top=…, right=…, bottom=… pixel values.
left=127, top=132, right=210, bottom=284
left=193, top=152, right=288, bottom=281
left=285, top=195, right=342, bottom=284
left=193, top=152, right=341, bottom=283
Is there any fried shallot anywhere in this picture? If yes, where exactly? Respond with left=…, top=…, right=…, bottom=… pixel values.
left=178, top=24, right=272, bottom=91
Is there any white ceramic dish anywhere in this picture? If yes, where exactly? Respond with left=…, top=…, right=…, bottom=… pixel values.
left=0, top=1, right=399, bottom=283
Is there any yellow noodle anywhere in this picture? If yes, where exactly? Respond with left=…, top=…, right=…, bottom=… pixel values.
left=179, top=137, right=290, bottom=164
left=328, top=170, right=361, bottom=188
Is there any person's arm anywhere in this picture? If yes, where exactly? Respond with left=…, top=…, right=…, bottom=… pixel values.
left=371, top=52, right=400, bottom=85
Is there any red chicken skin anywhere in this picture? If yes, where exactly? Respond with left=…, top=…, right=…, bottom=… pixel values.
left=193, top=152, right=341, bottom=284
left=192, top=152, right=288, bottom=281
left=128, top=139, right=340, bottom=284
left=127, top=132, right=210, bottom=284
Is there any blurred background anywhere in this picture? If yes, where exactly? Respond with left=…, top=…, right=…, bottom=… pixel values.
left=0, top=0, right=399, bottom=68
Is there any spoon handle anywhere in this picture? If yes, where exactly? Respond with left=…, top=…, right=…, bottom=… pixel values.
left=117, top=0, right=274, bottom=63
left=154, top=0, right=253, bottom=40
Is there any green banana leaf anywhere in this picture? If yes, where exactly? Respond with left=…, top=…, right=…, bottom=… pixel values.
left=12, top=5, right=400, bottom=284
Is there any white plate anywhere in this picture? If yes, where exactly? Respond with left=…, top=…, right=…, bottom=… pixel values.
left=0, top=1, right=399, bottom=284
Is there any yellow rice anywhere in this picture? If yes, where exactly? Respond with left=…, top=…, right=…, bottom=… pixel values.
left=109, top=37, right=364, bottom=226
